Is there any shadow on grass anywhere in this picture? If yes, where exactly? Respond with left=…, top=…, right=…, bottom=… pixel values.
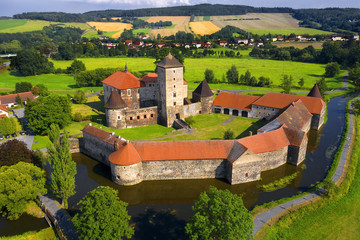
left=132, top=208, right=187, bottom=240
left=236, top=119, right=266, bottom=139
left=85, top=95, right=105, bottom=112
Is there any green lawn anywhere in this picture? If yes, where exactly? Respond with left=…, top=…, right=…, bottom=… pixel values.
left=246, top=28, right=334, bottom=36
left=82, top=30, right=119, bottom=39
left=0, top=227, right=56, bottom=240
left=0, top=20, right=90, bottom=33
left=0, top=19, right=27, bottom=31
left=51, top=57, right=342, bottom=90
left=133, top=28, right=151, bottom=35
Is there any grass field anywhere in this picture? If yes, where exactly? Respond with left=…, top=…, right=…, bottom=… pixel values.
left=86, top=22, right=132, bottom=38
left=190, top=21, right=221, bottom=35
left=133, top=28, right=151, bottom=35
left=146, top=16, right=191, bottom=37
left=82, top=30, right=119, bottom=39
left=0, top=227, right=56, bottom=240
left=0, top=20, right=90, bottom=33
left=272, top=41, right=324, bottom=49
left=50, top=57, right=343, bottom=90
left=259, top=116, right=360, bottom=240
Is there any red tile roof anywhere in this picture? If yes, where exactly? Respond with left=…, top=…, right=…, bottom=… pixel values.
left=283, top=127, right=306, bottom=147
left=102, top=71, right=140, bottom=90
left=0, top=104, right=8, bottom=113
left=213, top=92, right=260, bottom=111
left=109, top=142, right=142, bottom=165
left=237, top=127, right=290, bottom=153
left=183, top=80, right=188, bottom=85
left=140, top=73, right=158, bottom=82
left=82, top=124, right=122, bottom=145
left=0, top=92, right=35, bottom=105
left=0, top=114, right=7, bottom=119
left=252, top=92, right=325, bottom=115
left=132, top=140, right=234, bottom=161
left=276, top=99, right=312, bottom=130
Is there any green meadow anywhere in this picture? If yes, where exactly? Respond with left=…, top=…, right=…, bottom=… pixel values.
left=133, top=28, right=151, bottom=35
left=247, top=28, right=334, bottom=36
left=0, top=19, right=90, bottom=33
left=51, top=57, right=343, bottom=90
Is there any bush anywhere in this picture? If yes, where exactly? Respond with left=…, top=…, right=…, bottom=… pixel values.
left=223, top=129, right=235, bottom=139
left=74, top=112, right=83, bottom=122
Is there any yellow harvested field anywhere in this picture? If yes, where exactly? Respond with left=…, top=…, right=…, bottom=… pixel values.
left=146, top=16, right=191, bottom=37
left=111, top=17, right=122, bottom=20
left=211, top=13, right=300, bottom=30
left=87, top=22, right=132, bottom=38
left=190, top=21, right=220, bottom=35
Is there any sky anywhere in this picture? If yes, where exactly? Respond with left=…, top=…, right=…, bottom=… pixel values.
left=2, top=0, right=360, bottom=17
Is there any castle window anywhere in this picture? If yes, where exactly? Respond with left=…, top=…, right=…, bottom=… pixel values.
left=173, top=78, right=175, bottom=81
left=127, top=89, right=131, bottom=96
left=151, top=114, right=154, bottom=117
left=173, top=70, right=175, bottom=73
left=144, top=115, right=147, bottom=118
left=130, top=117, right=133, bottom=120
left=174, top=102, right=176, bottom=106
left=245, top=173, right=248, bottom=177
left=117, top=116, right=121, bottom=120
left=173, top=92, right=176, bottom=97
left=174, top=85, right=176, bottom=88
left=137, top=116, right=140, bottom=119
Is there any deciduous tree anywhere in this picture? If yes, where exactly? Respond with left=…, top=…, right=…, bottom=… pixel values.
left=15, top=81, right=32, bottom=93
left=281, top=74, right=293, bottom=94
left=317, top=77, right=328, bottom=98
left=185, top=186, right=253, bottom=240
left=226, top=65, right=239, bottom=84
left=72, top=186, right=134, bottom=240
left=0, top=162, right=46, bottom=219
left=73, top=90, right=87, bottom=104
left=47, top=124, right=76, bottom=208
left=324, top=62, right=340, bottom=78
left=348, top=62, right=360, bottom=87
left=204, top=69, right=215, bottom=83
left=0, top=139, right=42, bottom=167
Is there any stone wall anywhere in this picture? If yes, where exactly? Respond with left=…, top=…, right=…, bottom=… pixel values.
left=125, top=106, right=158, bottom=128
left=251, top=105, right=281, bottom=120
left=103, top=84, right=140, bottom=109
left=106, top=108, right=127, bottom=129
left=287, top=136, right=308, bottom=165
left=257, top=147, right=288, bottom=171
left=183, top=102, right=202, bottom=118
left=111, top=161, right=143, bottom=185
left=141, top=159, right=227, bottom=181
left=69, top=137, right=80, bottom=153
left=212, top=106, right=253, bottom=118
left=311, top=105, right=326, bottom=130
left=201, top=96, right=214, bottom=114
left=227, top=157, right=262, bottom=184
left=79, top=132, right=115, bottom=166
left=139, top=84, right=158, bottom=106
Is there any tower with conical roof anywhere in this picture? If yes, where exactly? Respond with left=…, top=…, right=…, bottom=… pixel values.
left=104, top=90, right=128, bottom=129
left=192, top=80, right=214, bottom=114
left=157, top=53, right=185, bottom=127
left=307, top=83, right=322, bottom=99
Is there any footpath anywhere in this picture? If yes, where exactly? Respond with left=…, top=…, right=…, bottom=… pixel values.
left=253, top=92, right=357, bottom=235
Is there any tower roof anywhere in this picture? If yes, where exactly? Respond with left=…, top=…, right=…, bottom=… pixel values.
left=109, top=141, right=142, bottom=166
left=157, top=53, right=183, bottom=68
left=104, top=90, right=127, bottom=109
left=307, top=83, right=322, bottom=99
left=193, top=80, right=214, bottom=97
left=102, top=71, right=140, bottom=90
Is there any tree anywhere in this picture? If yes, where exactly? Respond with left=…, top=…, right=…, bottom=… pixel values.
left=0, top=162, right=46, bottom=219
left=298, top=78, right=305, bottom=88
left=16, top=94, right=23, bottom=107
left=204, top=69, right=215, bottom=83
left=31, top=84, right=49, bottom=96
left=185, top=186, right=253, bottom=240
left=0, top=139, right=42, bottom=167
left=226, top=65, right=239, bottom=84
left=15, top=82, right=32, bottom=93
left=73, top=90, right=87, bottom=104
left=223, top=129, right=235, bottom=140
left=348, top=62, right=360, bottom=87
left=280, top=74, right=293, bottom=94
left=324, top=62, right=340, bottom=77
left=47, top=124, right=77, bottom=208
left=317, top=77, right=328, bottom=98
left=72, top=186, right=134, bottom=240
left=67, top=59, right=86, bottom=74
left=10, top=49, right=54, bottom=76
left=25, top=94, right=72, bottom=135
left=0, top=117, right=21, bottom=135
left=352, top=99, right=360, bottom=115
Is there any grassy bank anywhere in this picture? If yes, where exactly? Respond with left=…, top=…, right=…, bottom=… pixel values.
left=0, top=227, right=56, bottom=240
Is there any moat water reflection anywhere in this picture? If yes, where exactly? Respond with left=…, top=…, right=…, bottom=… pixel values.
left=0, top=95, right=349, bottom=238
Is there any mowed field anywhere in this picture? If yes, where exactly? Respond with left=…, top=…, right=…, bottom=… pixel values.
left=146, top=16, right=191, bottom=37
left=273, top=41, right=324, bottom=49
left=210, top=13, right=333, bottom=35
left=0, top=19, right=90, bottom=33
left=190, top=21, right=221, bottom=35
left=50, top=57, right=342, bottom=90
left=86, top=22, right=132, bottom=38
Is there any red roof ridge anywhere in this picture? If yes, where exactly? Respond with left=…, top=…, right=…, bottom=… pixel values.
left=214, top=92, right=260, bottom=111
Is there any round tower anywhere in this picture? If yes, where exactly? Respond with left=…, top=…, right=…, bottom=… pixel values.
left=104, top=90, right=127, bottom=129
left=109, top=141, right=143, bottom=185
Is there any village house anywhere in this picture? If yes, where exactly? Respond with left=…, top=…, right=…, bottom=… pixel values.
left=0, top=92, right=35, bottom=108
left=0, top=105, right=9, bottom=119
left=219, top=40, right=228, bottom=46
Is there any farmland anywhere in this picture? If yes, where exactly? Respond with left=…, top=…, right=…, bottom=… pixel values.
left=86, top=22, right=132, bottom=38
left=146, top=16, right=191, bottom=37
left=190, top=21, right=221, bottom=35
left=0, top=19, right=90, bottom=33
left=273, top=41, right=324, bottom=49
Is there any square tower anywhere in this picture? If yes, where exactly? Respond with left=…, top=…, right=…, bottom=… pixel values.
left=157, top=53, right=185, bottom=127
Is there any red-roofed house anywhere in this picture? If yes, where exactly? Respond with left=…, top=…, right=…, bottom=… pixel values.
left=0, top=104, right=9, bottom=118
left=0, top=92, right=35, bottom=108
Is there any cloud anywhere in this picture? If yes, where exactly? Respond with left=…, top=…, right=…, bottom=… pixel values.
left=71, top=0, right=191, bottom=7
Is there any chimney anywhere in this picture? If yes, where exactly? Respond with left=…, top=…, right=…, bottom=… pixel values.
left=249, top=131, right=252, bottom=136
left=89, top=123, right=92, bottom=126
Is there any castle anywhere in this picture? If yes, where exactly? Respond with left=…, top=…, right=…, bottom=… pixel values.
left=102, top=53, right=213, bottom=129
left=79, top=54, right=326, bottom=186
